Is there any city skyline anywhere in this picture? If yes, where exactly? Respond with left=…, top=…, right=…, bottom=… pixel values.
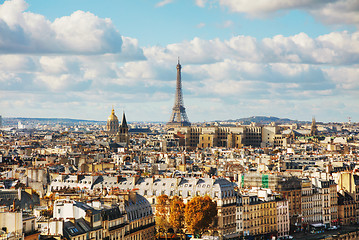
left=0, top=0, right=358, bottom=123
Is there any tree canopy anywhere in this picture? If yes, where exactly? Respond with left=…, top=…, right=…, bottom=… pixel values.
left=155, top=195, right=171, bottom=233
left=184, top=195, right=217, bottom=236
left=155, top=194, right=217, bottom=238
left=169, top=196, right=185, bottom=233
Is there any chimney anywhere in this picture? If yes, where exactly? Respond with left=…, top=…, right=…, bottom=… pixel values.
left=18, top=188, right=21, bottom=201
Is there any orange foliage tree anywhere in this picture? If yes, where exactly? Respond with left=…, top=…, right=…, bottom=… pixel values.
left=155, top=195, right=171, bottom=237
left=169, top=196, right=185, bottom=237
left=184, top=195, right=217, bottom=237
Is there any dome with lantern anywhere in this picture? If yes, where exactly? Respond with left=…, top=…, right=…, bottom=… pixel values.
left=107, top=108, right=119, bottom=135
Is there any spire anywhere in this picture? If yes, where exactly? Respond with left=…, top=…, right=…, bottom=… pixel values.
left=311, top=116, right=318, bottom=136
left=121, top=112, right=128, bottom=128
left=167, top=58, right=190, bottom=127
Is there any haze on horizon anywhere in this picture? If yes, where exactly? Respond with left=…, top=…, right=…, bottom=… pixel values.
left=0, top=0, right=358, bottom=123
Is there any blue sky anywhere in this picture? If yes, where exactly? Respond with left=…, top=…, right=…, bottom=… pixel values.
left=0, top=0, right=358, bottom=123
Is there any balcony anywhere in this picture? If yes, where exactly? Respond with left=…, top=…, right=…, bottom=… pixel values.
left=126, top=222, right=156, bottom=235
left=109, top=222, right=128, bottom=231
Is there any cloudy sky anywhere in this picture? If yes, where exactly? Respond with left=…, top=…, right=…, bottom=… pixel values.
left=0, top=0, right=358, bottom=123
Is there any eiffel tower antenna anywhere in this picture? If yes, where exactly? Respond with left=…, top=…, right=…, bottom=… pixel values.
left=167, top=58, right=190, bottom=127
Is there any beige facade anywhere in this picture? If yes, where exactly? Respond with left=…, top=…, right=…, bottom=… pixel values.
left=337, top=172, right=359, bottom=224
left=337, top=191, right=356, bottom=225
left=301, top=179, right=314, bottom=224
left=329, top=180, right=339, bottom=226
left=174, top=125, right=278, bottom=149
left=242, top=194, right=261, bottom=237
left=241, top=192, right=287, bottom=239
left=260, top=201, right=277, bottom=236
left=276, top=199, right=290, bottom=238
left=239, top=173, right=302, bottom=226
left=0, top=210, right=23, bottom=240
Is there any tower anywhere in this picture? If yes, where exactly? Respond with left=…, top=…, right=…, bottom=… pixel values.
left=310, top=117, right=318, bottom=136
left=167, top=59, right=190, bottom=127
left=107, top=108, right=119, bottom=135
left=115, top=112, right=129, bottom=146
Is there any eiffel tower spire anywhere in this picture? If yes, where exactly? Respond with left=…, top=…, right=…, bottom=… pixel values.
left=167, top=58, right=190, bottom=127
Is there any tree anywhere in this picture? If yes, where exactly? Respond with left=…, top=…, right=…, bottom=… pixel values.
left=169, top=196, right=185, bottom=238
left=156, top=195, right=170, bottom=239
left=184, top=195, right=217, bottom=237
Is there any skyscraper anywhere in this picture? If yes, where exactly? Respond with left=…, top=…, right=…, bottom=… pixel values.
left=167, top=59, right=190, bottom=127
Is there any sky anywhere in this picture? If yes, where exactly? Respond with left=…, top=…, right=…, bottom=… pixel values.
left=0, top=0, right=358, bottom=123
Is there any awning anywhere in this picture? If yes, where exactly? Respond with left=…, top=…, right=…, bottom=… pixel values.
left=311, top=223, right=324, bottom=228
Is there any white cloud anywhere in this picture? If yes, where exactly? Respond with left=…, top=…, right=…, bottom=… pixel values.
left=155, top=0, right=174, bottom=7
left=0, top=0, right=138, bottom=55
left=195, top=0, right=207, bottom=7
left=144, top=31, right=359, bottom=65
left=310, top=0, right=359, bottom=26
left=324, top=66, right=359, bottom=90
left=0, top=0, right=357, bottom=122
left=0, top=55, right=36, bottom=71
left=217, top=0, right=359, bottom=26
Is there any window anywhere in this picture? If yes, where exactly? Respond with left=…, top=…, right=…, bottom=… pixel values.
left=93, top=214, right=101, bottom=222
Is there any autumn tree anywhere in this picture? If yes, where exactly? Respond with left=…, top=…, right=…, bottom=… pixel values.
left=155, top=195, right=171, bottom=239
left=169, top=196, right=185, bottom=238
left=184, top=195, right=217, bottom=237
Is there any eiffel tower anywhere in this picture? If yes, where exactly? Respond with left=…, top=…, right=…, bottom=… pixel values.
left=167, top=58, right=191, bottom=127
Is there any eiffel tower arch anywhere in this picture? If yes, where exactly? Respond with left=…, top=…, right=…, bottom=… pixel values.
left=167, top=59, right=191, bottom=127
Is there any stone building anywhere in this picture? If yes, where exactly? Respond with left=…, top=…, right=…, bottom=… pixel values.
left=53, top=199, right=103, bottom=240
left=239, top=190, right=289, bottom=239
left=115, top=112, right=129, bottom=146
left=107, top=108, right=119, bottom=135
left=239, top=173, right=302, bottom=228
left=50, top=175, right=237, bottom=239
left=337, top=172, right=359, bottom=223
left=337, top=191, right=356, bottom=225
left=173, top=124, right=278, bottom=149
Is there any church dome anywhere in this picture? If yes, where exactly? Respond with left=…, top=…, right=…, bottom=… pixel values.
left=107, top=108, right=119, bottom=135
left=108, top=108, right=118, bottom=122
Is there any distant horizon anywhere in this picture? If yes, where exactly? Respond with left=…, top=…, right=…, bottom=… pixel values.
left=1, top=115, right=355, bottom=124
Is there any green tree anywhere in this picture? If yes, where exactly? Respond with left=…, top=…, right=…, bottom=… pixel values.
left=184, top=195, right=217, bottom=237
left=169, top=196, right=185, bottom=239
